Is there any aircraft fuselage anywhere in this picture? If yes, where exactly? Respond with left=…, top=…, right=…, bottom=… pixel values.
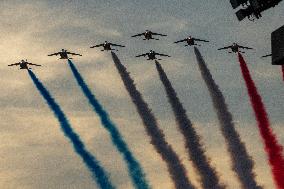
left=103, top=43, right=112, bottom=50
left=148, top=52, right=157, bottom=60
left=59, top=52, right=69, bottom=59
left=186, top=38, right=195, bottom=45
left=231, top=45, right=239, bottom=53
left=19, top=62, right=29, bottom=69
left=144, top=32, right=153, bottom=40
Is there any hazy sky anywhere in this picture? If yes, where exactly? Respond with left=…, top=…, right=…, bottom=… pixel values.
left=0, top=0, right=283, bottom=189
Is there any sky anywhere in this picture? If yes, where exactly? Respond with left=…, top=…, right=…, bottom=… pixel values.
left=0, top=0, right=283, bottom=188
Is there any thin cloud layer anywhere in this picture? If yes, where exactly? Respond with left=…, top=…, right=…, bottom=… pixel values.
left=0, top=1, right=283, bottom=189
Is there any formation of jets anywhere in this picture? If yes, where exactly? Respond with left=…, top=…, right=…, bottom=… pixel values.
left=6, top=0, right=283, bottom=69
left=9, top=27, right=278, bottom=69
left=7, top=33, right=256, bottom=69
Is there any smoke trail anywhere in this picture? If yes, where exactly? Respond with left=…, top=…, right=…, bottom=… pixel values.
left=194, top=47, right=262, bottom=189
left=111, top=52, right=196, bottom=189
left=281, top=64, right=284, bottom=81
left=27, top=70, right=114, bottom=189
left=155, top=60, right=225, bottom=189
left=238, top=53, right=284, bottom=189
left=67, top=60, right=150, bottom=189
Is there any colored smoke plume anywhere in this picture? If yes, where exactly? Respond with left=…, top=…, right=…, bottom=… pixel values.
left=111, top=52, right=196, bottom=189
left=155, top=60, right=225, bottom=189
left=68, top=60, right=150, bottom=189
left=238, top=53, right=284, bottom=189
left=194, top=47, right=262, bottom=189
left=28, top=70, right=115, bottom=189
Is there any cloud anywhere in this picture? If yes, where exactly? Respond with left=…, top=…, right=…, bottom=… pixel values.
left=0, top=0, right=283, bottom=188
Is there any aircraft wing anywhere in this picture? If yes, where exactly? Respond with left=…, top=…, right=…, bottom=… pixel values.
left=152, top=32, right=167, bottom=36
left=47, top=52, right=59, bottom=56
left=8, top=63, right=20, bottom=66
left=110, top=43, right=125, bottom=47
left=217, top=46, right=232, bottom=50
left=90, top=44, right=104, bottom=48
left=238, top=45, right=253, bottom=50
left=174, top=39, right=187, bottom=43
left=156, top=53, right=171, bottom=57
left=131, top=33, right=144, bottom=37
left=194, top=38, right=209, bottom=42
left=68, top=52, right=82, bottom=56
left=261, top=54, right=272, bottom=58
left=135, top=53, right=147, bottom=57
left=27, top=63, right=41, bottom=66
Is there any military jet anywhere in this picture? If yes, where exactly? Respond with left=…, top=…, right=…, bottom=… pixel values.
left=136, top=50, right=171, bottom=60
left=48, top=49, right=82, bottom=59
left=174, top=36, right=209, bottom=46
left=8, top=59, right=41, bottom=70
left=218, top=43, right=253, bottom=53
left=131, top=30, right=167, bottom=40
left=90, top=41, right=125, bottom=51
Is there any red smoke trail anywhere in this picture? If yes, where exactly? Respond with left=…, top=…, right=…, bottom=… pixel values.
left=238, top=53, right=284, bottom=189
left=281, top=65, right=284, bottom=81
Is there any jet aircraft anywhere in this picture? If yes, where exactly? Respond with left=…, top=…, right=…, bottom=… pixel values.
left=90, top=41, right=125, bottom=51
left=48, top=49, right=82, bottom=59
left=174, top=36, right=209, bottom=46
left=136, top=50, right=170, bottom=60
left=218, top=43, right=253, bottom=53
left=8, top=59, right=41, bottom=70
left=131, top=30, right=167, bottom=40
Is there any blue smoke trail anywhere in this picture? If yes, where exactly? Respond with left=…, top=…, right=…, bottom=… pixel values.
left=28, top=70, right=115, bottom=189
left=67, top=60, right=150, bottom=189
